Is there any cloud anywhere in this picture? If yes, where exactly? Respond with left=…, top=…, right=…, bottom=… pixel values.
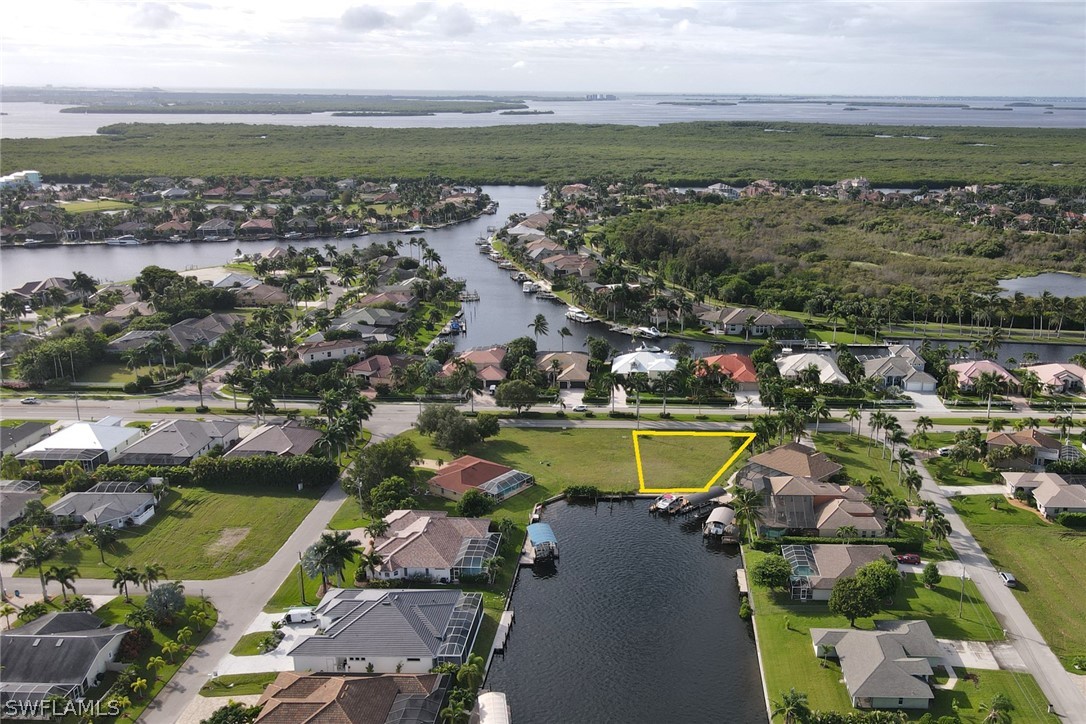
left=132, top=2, right=180, bottom=30
left=511, top=60, right=526, bottom=69
left=438, top=3, right=476, bottom=36
left=341, top=5, right=396, bottom=32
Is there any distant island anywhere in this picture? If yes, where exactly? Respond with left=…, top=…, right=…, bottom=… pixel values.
left=657, top=101, right=738, bottom=107
left=499, top=110, right=555, bottom=115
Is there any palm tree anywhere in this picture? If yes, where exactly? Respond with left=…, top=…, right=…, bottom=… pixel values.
left=16, top=528, right=62, bottom=600
left=112, top=566, right=140, bottom=603
left=771, top=688, right=811, bottom=724
left=191, top=608, right=211, bottom=631
left=46, top=565, right=80, bottom=602
left=529, top=313, right=549, bottom=341
left=809, top=398, right=831, bottom=434
left=1017, top=368, right=1042, bottom=404
left=313, top=531, right=364, bottom=588
left=82, top=522, right=119, bottom=564
left=130, top=677, right=148, bottom=699
left=973, top=371, right=1005, bottom=420
left=730, top=487, right=765, bottom=543
left=914, top=415, right=934, bottom=443
left=457, top=652, right=486, bottom=689
left=139, top=563, right=167, bottom=591
left=356, top=550, right=384, bottom=582
left=884, top=498, right=910, bottom=535
left=364, top=518, right=390, bottom=541
left=246, top=384, right=276, bottom=423
left=146, top=656, right=167, bottom=682
left=0, top=602, right=16, bottom=628
left=440, top=699, right=470, bottom=724
left=903, top=469, right=923, bottom=501
left=483, top=556, right=503, bottom=584
left=654, top=371, right=677, bottom=416
left=558, top=326, right=572, bottom=351
left=70, top=271, right=98, bottom=303
left=929, top=514, right=952, bottom=548
left=846, top=407, right=861, bottom=436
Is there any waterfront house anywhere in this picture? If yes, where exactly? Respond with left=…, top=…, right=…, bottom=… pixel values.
left=0, top=612, right=130, bottom=715
left=777, top=353, right=850, bottom=385
left=210, top=272, right=260, bottom=289
left=749, top=474, right=883, bottom=538
left=153, top=220, right=192, bottom=237
left=18, top=221, right=65, bottom=242
left=697, top=306, right=805, bottom=338
left=239, top=218, right=276, bottom=237
left=698, top=353, right=759, bottom=391
left=48, top=481, right=157, bottom=529
left=0, top=421, right=51, bottom=456
left=743, top=442, right=843, bottom=483
left=861, top=346, right=937, bottom=392
left=947, top=360, right=1018, bottom=391
left=288, top=588, right=483, bottom=674
left=357, top=290, right=419, bottom=309
left=985, top=429, right=1062, bottom=471
left=782, top=543, right=895, bottom=601
left=366, top=510, right=500, bottom=582
left=0, top=479, right=42, bottom=533
left=536, top=351, right=591, bottom=388
left=810, top=621, right=942, bottom=710
left=10, top=277, right=76, bottom=305
left=17, top=418, right=142, bottom=470
left=160, top=187, right=191, bottom=200
left=196, top=218, right=236, bottom=238
left=299, top=189, right=330, bottom=203
left=428, top=456, right=535, bottom=502
left=1023, top=363, right=1086, bottom=394
left=331, top=307, right=407, bottom=331
left=112, top=420, right=239, bottom=466
left=235, top=283, right=291, bottom=306
left=296, top=338, right=367, bottom=364
left=224, top=421, right=322, bottom=458
left=611, top=349, right=677, bottom=378
left=255, top=672, right=448, bottom=724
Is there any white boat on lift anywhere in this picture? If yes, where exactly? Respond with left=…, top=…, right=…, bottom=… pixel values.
left=650, top=493, right=683, bottom=514
left=105, top=234, right=143, bottom=246
left=565, top=306, right=593, bottom=323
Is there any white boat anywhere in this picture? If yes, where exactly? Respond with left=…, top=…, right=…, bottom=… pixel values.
left=635, top=342, right=663, bottom=353
left=650, top=494, right=683, bottom=514
left=498, top=261, right=517, bottom=270
left=488, top=252, right=503, bottom=261
left=637, top=326, right=664, bottom=339
left=282, top=231, right=303, bottom=240
left=703, top=506, right=738, bottom=537
left=476, top=236, right=490, bottom=245
left=536, top=291, right=558, bottom=301
left=522, top=281, right=540, bottom=293
left=478, top=245, right=493, bottom=254
left=565, top=306, right=593, bottom=323
left=406, top=225, right=425, bottom=233
left=21, top=239, right=45, bottom=248
left=167, top=235, right=187, bottom=243
left=105, top=235, right=142, bottom=246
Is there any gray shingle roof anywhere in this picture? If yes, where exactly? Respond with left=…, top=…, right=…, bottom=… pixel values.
left=0, top=612, right=130, bottom=687
left=112, top=420, right=238, bottom=465
left=811, top=620, right=940, bottom=702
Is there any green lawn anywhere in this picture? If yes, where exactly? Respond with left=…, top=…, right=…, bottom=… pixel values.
left=953, top=499, right=1086, bottom=669
left=230, top=631, right=273, bottom=656
left=79, top=363, right=139, bottom=384
left=927, top=455, right=1001, bottom=487
left=52, top=483, right=326, bottom=578
left=328, top=495, right=372, bottom=530
left=200, top=672, right=279, bottom=697
left=62, top=199, right=135, bottom=213
left=746, top=549, right=1051, bottom=721
left=95, top=595, right=218, bottom=722
left=0, top=418, right=55, bottom=427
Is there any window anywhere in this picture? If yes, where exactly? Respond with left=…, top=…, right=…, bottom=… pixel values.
left=898, top=698, right=904, bottom=706
left=407, top=657, right=421, bottom=662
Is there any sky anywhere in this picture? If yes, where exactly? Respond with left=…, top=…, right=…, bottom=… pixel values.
left=2, top=1, right=1084, bottom=97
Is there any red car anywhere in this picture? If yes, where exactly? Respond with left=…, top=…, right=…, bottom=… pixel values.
left=896, top=554, right=921, bottom=565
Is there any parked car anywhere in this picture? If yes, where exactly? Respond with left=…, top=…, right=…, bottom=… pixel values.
left=573, top=404, right=588, bottom=412
left=998, top=571, right=1018, bottom=587
left=896, top=553, right=921, bottom=565
left=283, top=607, right=316, bottom=624
left=19, top=397, right=40, bottom=405
left=937, top=447, right=952, bottom=456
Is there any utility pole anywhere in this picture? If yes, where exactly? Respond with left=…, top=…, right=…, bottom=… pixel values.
left=74, top=392, right=81, bottom=421
left=299, top=551, right=307, bottom=605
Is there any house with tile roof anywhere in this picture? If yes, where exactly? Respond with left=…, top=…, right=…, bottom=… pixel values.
left=698, top=353, right=759, bottom=391
left=427, top=456, right=534, bottom=502
left=441, top=347, right=507, bottom=384
left=697, top=306, right=805, bottom=338
left=348, top=354, right=420, bottom=388
left=985, top=429, right=1062, bottom=471
left=366, top=510, right=500, bottom=582
left=536, top=351, right=591, bottom=388
left=255, top=672, right=449, bottom=724
left=288, top=588, right=483, bottom=674
left=1023, top=363, right=1086, bottom=394
left=810, top=621, right=943, bottom=710
left=947, top=360, right=1018, bottom=391
left=744, top=442, right=843, bottom=482
left=777, top=352, right=850, bottom=385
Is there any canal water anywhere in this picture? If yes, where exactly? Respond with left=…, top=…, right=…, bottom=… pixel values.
left=486, top=498, right=765, bottom=724
left=3, top=184, right=1083, bottom=363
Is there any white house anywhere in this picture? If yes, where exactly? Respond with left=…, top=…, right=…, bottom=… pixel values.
left=288, top=588, right=483, bottom=674
left=611, top=349, right=677, bottom=378
left=16, top=417, right=142, bottom=470
left=777, top=353, right=850, bottom=385
left=296, top=339, right=368, bottom=364
left=1023, top=363, right=1086, bottom=394
left=861, top=347, right=936, bottom=392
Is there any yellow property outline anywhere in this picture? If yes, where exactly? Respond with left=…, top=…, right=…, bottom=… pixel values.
left=632, top=430, right=756, bottom=494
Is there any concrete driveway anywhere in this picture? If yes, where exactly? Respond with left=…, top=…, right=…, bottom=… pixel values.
left=940, top=484, right=1007, bottom=497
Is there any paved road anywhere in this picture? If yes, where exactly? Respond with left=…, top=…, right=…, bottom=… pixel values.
left=2, top=401, right=419, bottom=723
left=879, top=426, right=1086, bottom=722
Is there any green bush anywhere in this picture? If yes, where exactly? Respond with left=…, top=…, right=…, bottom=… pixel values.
left=563, top=484, right=601, bottom=500
left=1056, top=512, right=1086, bottom=528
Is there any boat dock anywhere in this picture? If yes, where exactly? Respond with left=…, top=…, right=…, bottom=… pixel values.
left=736, top=569, right=749, bottom=594
left=493, top=610, right=515, bottom=653
left=672, top=486, right=726, bottom=516
left=458, top=290, right=481, bottom=301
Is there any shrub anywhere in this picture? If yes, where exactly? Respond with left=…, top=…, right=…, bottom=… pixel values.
left=116, top=628, right=153, bottom=662
left=922, top=562, right=943, bottom=588
left=145, top=582, right=186, bottom=626
left=1056, top=512, right=1086, bottom=528
left=750, top=553, right=791, bottom=590
left=257, top=629, right=285, bottom=653
left=17, top=602, right=49, bottom=622
left=455, top=489, right=495, bottom=518
left=563, top=485, right=601, bottom=500
left=738, top=596, right=752, bottom=620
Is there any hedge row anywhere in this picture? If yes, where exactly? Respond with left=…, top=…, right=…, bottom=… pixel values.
left=752, top=535, right=921, bottom=553
left=28, top=455, right=337, bottom=490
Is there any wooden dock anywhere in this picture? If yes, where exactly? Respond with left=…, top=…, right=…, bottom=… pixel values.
left=493, top=610, right=515, bottom=653
left=518, top=539, right=536, bottom=566
left=736, top=569, right=749, bottom=594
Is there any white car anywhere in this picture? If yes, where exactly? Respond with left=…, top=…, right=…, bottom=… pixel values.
left=20, top=397, right=40, bottom=405
left=572, top=404, right=588, bottom=412
left=937, top=447, right=952, bottom=456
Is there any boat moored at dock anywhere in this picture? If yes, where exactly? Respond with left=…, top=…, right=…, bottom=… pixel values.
left=104, top=234, right=143, bottom=246
left=524, top=522, right=559, bottom=564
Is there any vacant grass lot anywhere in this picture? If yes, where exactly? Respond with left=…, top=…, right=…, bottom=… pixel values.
left=53, top=484, right=325, bottom=578
left=230, top=631, right=273, bottom=656
left=746, top=550, right=1053, bottom=721
left=200, top=672, right=279, bottom=697
left=79, top=363, right=139, bottom=384
left=953, top=495, right=1086, bottom=669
